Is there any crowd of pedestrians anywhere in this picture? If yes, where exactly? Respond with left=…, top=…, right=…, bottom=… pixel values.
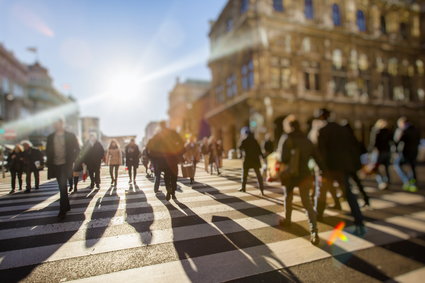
left=2, top=111, right=422, bottom=232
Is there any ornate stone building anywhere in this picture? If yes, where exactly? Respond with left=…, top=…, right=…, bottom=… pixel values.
left=168, top=77, right=210, bottom=138
left=205, top=0, right=425, bottom=152
left=0, top=43, right=79, bottom=145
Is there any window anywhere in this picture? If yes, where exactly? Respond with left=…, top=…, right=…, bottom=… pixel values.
left=356, top=10, right=366, bottom=32
left=305, top=0, right=314, bottom=20
left=226, top=18, right=233, bottom=32
left=270, top=57, right=291, bottom=89
left=380, top=15, right=387, bottom=34
left=382, top=72, right=394, bottom=100
left=240, top=0, right=249, bottom=14
left=332, top=4, right=341, bottom=26
left=242, top=59, right=254, bottom=90
left=215, top=85, right=224, bottom=103
left=400, top=22, right=408, bottom=39
left=273, top=0, right=284, bottom=12
left=226, top=74, right=237, bottom=98
left=304, top=70, right=320, bottom=91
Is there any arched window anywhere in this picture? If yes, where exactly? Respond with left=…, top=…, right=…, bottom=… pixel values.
left=356, top=10, right=366, bottom=32
left=305, top=0, right=314, bottom=20
left=332, top=4, right=341, bottom=26
left=273, top=0, right=284, bottom=12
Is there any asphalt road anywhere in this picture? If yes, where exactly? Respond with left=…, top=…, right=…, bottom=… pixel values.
left=0, top=161, right=424, bottom=282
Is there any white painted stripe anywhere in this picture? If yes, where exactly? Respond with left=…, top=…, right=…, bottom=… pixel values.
left=66, top=213, right=425, bottom=283
left=388, top=267, right=425, bottom=283
left=0, top=184, right=285, bottom=222
left=0, top=181, right=283, bottom=213
left=0, top=212, right=292, bottom=270
left=0, top=196, right=289, bottom=240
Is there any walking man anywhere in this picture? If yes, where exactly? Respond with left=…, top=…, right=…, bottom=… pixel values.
left=22, top=141, right=44, bottom=193
left=315, top=108, right=365, bottom=235
left=239, top=127, right=265, bottom=195
left=125, top=138, right=141, bottom=184
left=394, top=117, right=421, bottom=192
left=83, top=134, right=104, bottom=189
left=46, top=119, right=79, bottom=219
left=279, top=115, right=320, bottom=245
left=154, top=121, right=184, bottom=200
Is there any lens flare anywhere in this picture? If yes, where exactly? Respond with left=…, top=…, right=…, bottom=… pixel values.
left=327, top=221, right=348, bottom=245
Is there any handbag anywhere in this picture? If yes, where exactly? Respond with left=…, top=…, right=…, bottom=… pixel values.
left=181, top=162, right=194, bottom=178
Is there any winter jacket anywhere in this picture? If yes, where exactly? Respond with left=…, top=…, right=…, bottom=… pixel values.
left=7, top=151, right=24, bottom=172
left=106, top=148, right=122, bottom=166
left=239, top=134, right=263, bottom=169
left=46, top=131, right=80, bottom=179
left=125, top=144, right=140, bottom=167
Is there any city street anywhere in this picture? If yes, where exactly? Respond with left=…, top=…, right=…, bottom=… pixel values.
left=0, top=161, right=424, bottom=282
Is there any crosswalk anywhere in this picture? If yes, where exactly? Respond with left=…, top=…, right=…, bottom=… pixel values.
left=0, top=165, right=424, bottom=282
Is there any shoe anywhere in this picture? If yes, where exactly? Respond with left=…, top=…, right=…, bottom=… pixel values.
left=96, top=184, right=100, bottom=189
left=24, top=189, right=31, bottom=193
left=68, top=186, right=73, bottom=193
left=353, top=225, right=366, bottom=236
left=111, top=180, right=115, bottom=185
left=408, top=185, right=418, bottom=193
left=279, top=218, right=291, bottom=227
left=57, top=211, right=66, bottom=219
left=9, top=190, right=15, bottom=194
left=128, top=180, right=132, bottom=184
left=310, top=231, right=320, bottom=245
left=403, top=183, right=410, bottom=191
left=166, top=193, right=171, bottom=201
left=378, top=183, right=388, bottom=190
left=35, top=186, right=39, bottom=190
left=172, top=194, right=177, bottom=200
left=260, top=188, right=265, bottom=196
left=362, top=198, right=370, bottom=208
left=238, top=188, right=246, bottom=192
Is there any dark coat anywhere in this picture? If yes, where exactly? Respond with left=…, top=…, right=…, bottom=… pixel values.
left=239, top=134, right=263, bottom=169
left=22, top=147, right=44, bottom=172
left=397, top=124, right=421, bottom=160
left=281, top=130, right=321, bottom=179
left=370, top=127, right=393, bottom=153
left=317, top=122, right=359, bottom=173
left=7, top=151, right=24, bottom=172
left=46, top=131, right=80, bottom=179
left=147, top=128, right=184, bottom=167
left=125, top=144, right=140, bottom=167
left=82, top=141, right=105, bottom=170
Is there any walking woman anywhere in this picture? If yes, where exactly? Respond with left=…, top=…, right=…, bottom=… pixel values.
left=208, top=136, right=220, bottom=175
left=201, top=137, right=210, bottom=173
left=184, top=136, right=200, bottom=184
left=7, top=144, right=24, bottom=194
left=125, top=138, right=140, bottom=184
left=105, top=139, right=122, bottom=187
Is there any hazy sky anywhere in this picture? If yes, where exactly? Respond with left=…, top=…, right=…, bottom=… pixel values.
left=0, top=0, right=227, bottom=140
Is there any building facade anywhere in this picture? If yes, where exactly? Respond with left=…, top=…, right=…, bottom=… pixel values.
left=206, top=0, right=425, bottom=153
left=168, top=77, right=210, bottom=138
left=80, top=117, right=100, bottom=144
left=0, top=43, right=79, bottom=145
